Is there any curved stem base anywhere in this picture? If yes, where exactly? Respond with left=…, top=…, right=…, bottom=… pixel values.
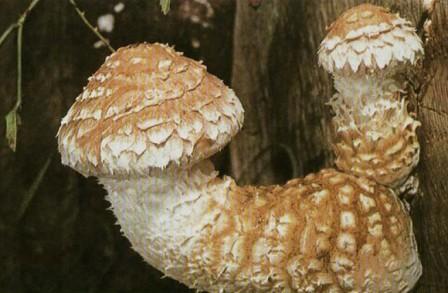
left=100, top=163, right=421, bottom=292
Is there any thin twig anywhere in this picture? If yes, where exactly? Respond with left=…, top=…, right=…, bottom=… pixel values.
left=0, top=0, right=40, bottom=49
left=2, top=0, right=41, bottom=151
left=0, top=23, right=18, bottom=49
left=16, top=20, right=23, bottom=111
left=69, top=0, right=115, bottom=53
left=16, top=155, right=52, bottom=222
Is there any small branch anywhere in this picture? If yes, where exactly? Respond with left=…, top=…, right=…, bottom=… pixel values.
left=16, top=20, right=23, bottom=111
left=0, top=23, right=18, bottom=49
left=22, top=0, right=41, bottom=16
left=0, top=0, right=40, bottom=49
left=15, top=155, right=52, bottom=222
left=2, top=0, right=41, bottom=151
left=69, top=0, right=115, bottom=53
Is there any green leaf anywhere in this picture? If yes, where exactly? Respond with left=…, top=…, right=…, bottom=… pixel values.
left=160, top=0, right=170, bottom=15
left=5, top=109, right=18, bottom=152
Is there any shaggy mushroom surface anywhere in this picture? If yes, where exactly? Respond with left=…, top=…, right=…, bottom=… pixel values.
left=318, top=4, right=423, bottom=190
left=58, top=39, right=421, bottom=292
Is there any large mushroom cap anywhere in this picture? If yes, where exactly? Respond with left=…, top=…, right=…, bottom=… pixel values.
left=58, top=43, right=244, bottom=178
left=318, top=4, right=424, bottom=74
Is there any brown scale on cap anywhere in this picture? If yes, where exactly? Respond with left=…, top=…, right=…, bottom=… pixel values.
left=327, top=4, right=398, bottom=39
left=318, top=4, right=423, bottom=74
left=57, top=43, right=244, bottom=178
left=172, top=169, right=421, bottom=292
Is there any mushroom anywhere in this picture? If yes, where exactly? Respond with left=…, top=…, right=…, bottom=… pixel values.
left=58, top=43, right=421, bottom=292
left=318, top=4, right=423, bottom=190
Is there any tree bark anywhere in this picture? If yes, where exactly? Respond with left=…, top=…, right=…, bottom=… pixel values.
left=231, top=0, right=335, bottom=185
left=413, top=1, right=448, bottom=289
left=231, top=0, right=448, bottom=292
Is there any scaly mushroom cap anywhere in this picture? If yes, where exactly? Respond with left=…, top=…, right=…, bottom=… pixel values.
left=57, top=43, right=244, bottom=178
left=318, top=4, right=424, bottom=75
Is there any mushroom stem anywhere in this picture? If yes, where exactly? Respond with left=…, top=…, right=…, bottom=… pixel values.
left=100, top=160, right=228, bottom=284
left=100, top=160, right=421, bottom=292
left=332, top=73, right=401, bottom=106
left=329, top=72, right=421, bottom=191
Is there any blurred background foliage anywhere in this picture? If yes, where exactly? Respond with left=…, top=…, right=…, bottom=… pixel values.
left=0, top=0, right=234, bottom=292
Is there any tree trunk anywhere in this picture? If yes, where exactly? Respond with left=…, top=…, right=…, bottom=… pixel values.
left=231, top=0, right=448, bottom=292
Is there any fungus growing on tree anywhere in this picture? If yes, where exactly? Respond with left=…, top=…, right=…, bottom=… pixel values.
left=58, top=42, right=421, bottom=291
left=318, top=4, right=423, bottom=190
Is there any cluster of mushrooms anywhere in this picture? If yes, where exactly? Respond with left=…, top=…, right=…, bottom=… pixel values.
left=58, top=4, right=424, bottom=293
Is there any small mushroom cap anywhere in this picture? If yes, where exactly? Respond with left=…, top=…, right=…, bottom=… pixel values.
left=318, top=4, right=424, bottom=74
left=57, top=43, right=244, bottom=178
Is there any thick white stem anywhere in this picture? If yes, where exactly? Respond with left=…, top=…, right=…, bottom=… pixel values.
left=99, top=163, right=421, bottom=292
left=99, top=160, right=232, bottom=285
